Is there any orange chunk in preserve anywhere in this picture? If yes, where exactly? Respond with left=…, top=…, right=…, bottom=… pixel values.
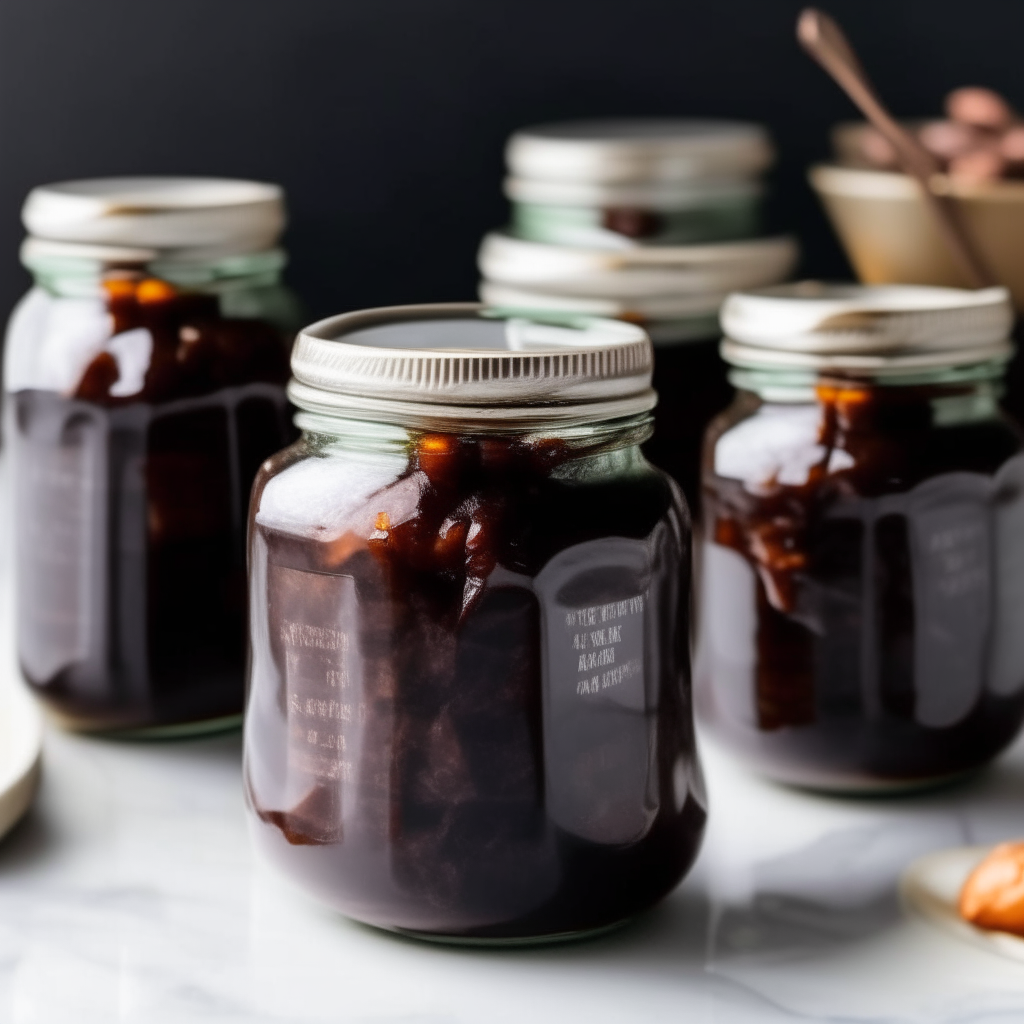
left=136, top=277, right=178, bottom=304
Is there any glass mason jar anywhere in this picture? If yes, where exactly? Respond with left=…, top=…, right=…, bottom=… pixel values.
left=5, top=177, right=302, bottom=735
left=244, top=304, right=706, bottom=943
left=697, top=283, right=1024, bottom=791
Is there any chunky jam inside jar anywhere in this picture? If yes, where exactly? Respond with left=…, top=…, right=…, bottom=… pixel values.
left=601, top=207, right=665, bottom=239
left=699, top=379, right=1024, bottom=788
left=245, top=427, right=705, bottom=939
left=14, top=275, right=293, bottom=730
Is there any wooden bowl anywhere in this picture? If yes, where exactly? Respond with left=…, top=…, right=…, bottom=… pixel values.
left=810, top=162, right=1024, bottom=311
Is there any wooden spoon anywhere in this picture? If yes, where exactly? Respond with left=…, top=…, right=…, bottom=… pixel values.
left=797, top=7, right=995, bottom=289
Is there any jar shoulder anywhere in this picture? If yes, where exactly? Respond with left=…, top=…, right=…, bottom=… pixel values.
left=706, top=394, right=1024, bottom=499
left=252, top=440, right=687, bottom=573
left=5, top=281, right=294, bottom=403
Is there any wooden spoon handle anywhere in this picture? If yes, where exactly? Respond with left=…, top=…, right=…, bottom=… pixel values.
left=798, top=7, right=995, bottom=289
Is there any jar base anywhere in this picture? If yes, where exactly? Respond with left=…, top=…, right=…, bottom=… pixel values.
left=106, top=712, right=244, bottom=741
left=43, top=709, right=244, bottom=740
left=718, top=749, right=984, bottom=796
left=377, top=916, right=635, bottom=948
left=700, top=720, right=1002, bottom=796
left=774, top=766, right=983, bottom=798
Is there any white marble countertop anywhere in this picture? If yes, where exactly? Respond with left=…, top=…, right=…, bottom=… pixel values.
left=4, top=720, right=1024, bottom=1024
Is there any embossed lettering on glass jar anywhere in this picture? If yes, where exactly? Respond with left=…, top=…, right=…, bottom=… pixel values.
left=244, top=304, right=706, bottom=942
left=5, top=178, right=301, bottom=734
left=697, top=283, right=1024, bottom=791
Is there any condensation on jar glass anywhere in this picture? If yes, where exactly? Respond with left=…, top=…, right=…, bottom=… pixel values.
left=5, top=177, right=302, bottom=734
left=696, top=283, right=1024, bottom=791
left=244, top=304, right=706, bottom=943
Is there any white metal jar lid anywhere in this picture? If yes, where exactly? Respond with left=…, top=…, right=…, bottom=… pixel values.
left=289, top=303, right=657, bottom=429
left=478, top=232, right=798, bottom=299
left=21, top=177, right=286, bottom=259
left=506, top=120, right=774, bottom=185
left=720, top=282, right=1014, bottom=372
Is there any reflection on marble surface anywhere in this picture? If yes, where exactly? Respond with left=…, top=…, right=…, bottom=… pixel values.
left=714, top=819, right=964, bottom=955
left=704, top=737, right=1024, bottom=1022
left=4, top=726, right=1024, bottom=1022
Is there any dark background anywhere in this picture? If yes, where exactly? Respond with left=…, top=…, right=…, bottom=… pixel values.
left=0, top=0, right=1021, bottom=323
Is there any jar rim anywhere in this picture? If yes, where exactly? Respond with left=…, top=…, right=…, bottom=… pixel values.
left=20, top=238, right=288, bottom=276
left=721, top=338, right=1014, bottom=375
left=720, top=281, right=1014, bottom=371
left=288, top=303, right=657, bottom=429
left=21, top=176, right=285, bottom=259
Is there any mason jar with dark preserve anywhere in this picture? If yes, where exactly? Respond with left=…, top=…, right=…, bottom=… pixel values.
left=244, top=304, right=706, bottom=943
left=5, top=177, right=302, bottom=735
left=697, top=283, right=1024, bottom=791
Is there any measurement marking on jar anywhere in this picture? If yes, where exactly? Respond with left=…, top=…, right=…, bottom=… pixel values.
left=601, top=659, right=642, bottom=688
left=287, top=695, right=353, bottom=721
left=565, top=596, right=644, bottom=629
left=563, top=593, right=646, bottom=699
left=326, top=668, right=349, bottom=689
left=573, top=625, right=622, bottom=650
left=280, top=621, right=349, bottom=651
left=272, top=566, right=360, bottom=785
left=578, top=648, right=615, bottom=671
left=575, top=659, right=643, bottom=695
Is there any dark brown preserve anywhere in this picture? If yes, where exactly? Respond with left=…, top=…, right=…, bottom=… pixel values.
left=699, top=379, right=1024, bottom=789
left=643, top=336, right=734, bottom=513
left=245, top=428, right=706, bottom=940
left=14, top=276, right=294, bottom=731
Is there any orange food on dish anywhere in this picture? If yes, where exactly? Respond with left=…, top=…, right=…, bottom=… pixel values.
left=959, top=842, right=1024, bottom=936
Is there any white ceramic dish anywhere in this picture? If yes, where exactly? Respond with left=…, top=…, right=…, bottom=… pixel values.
left=0, top=670, right=42, bottom=841
left=505, top=119, right=773, bottom=184
left=478, top=232, right=798, bottom=299
left=479, top=280, right=729, bottom=319
left=901, top=845, right=1024, bottom=963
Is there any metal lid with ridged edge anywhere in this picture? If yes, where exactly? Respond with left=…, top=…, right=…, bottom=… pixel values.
left=507, top=120, right=774, bottom=184
left=720, top=282, right=1014, bottom=374
left=21, top=177, right=285, bottom=260
left=288, top=303, right=657, bottom=429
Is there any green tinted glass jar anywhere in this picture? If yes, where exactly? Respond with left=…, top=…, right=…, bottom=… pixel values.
left=697, top=283, right=1024, bottom=791
left=5, top=177, right=302, bottom=735
left=244, top=305, right=706, bottom=942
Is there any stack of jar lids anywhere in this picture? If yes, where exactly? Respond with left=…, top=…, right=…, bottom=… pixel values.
left=479, top=119, right=799, bottom=344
